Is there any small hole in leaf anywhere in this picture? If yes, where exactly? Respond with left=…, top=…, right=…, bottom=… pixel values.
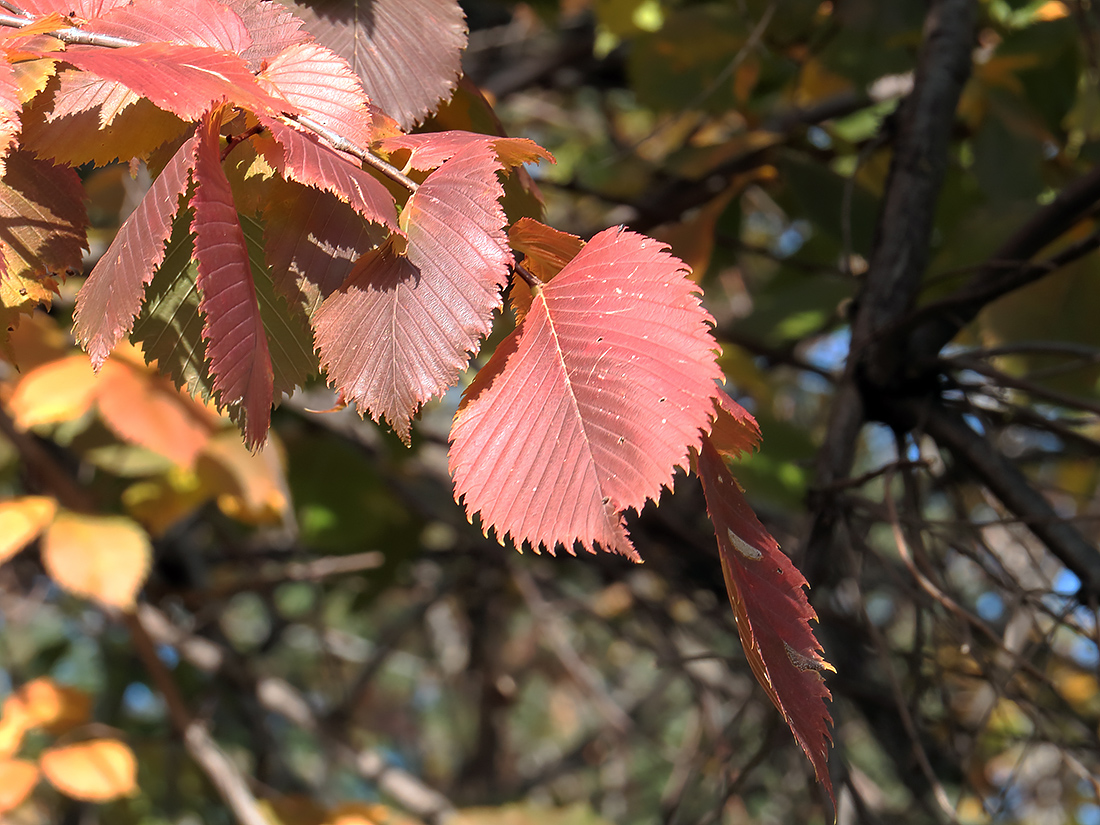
left=658, top=397, right=666, bottom=403
left=617, top=436, right=625, bottom=444
left=596, top=336, right=603, bottom=343
left=601, top=497, right=610, bottom=505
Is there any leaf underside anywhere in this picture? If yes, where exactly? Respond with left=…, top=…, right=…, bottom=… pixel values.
left=288, top=0, right=467, bottom=129
left=697, top=437, right=835, bottom=810
left=314, top=142, right=511, bottom=441
left=449, top=226, right=723, bottom=559
left=75, top=130, right=197, bottom=367
left=191, top=111, right=273, bottom=447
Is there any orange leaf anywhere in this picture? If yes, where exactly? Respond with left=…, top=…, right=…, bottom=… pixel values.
left=40, top=739, right=137, bottom=801
left=7, top=354, right=110, bottom=429
left=0, top=758, right=38, bottom=812
left=198, top=431, right=290, bottom=525
left=0, top=495, right=56, bottom=564
left=10, top=677, right=91, bottom=734
left=41, top=513, right=151, bottom=609
left=0, top=702, right=30, bottom=758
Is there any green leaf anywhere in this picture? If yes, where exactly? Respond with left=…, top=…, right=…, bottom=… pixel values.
left=240, top=213, right=319, bottom=400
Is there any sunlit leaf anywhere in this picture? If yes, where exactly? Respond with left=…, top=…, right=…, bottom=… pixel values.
left=379, top=130, right=554, bottom=171
left=0, top=496, right=56, bottom=564
left=0, top=758, right=38, bottom=813
left=315, top=143, right=511, bottom=440
left=42, top=513, right=152, bottom=609
left=7, top=677, right=92, bottom=734
left=450, top=227, right=722, bottom=558
left=40, top=739, right=138, bottom=801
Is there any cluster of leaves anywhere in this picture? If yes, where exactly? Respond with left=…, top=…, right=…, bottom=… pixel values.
left=0, top=0, right=836, bottom=814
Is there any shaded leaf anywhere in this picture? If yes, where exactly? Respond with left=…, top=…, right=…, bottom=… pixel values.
left=239, top=212, right=319, bottom=397
left=450, top=227, right=722, bottom=558
left=128, top=207, right=212, bottom=401
left=708, top=388, right=761, bottom=459
left=42, top=512, right=152, bottom=608
left=262, top=117, right=398, bottom=230
left=0, top=149, right=87, bottom=281
left=379, top=130, right=554, bottom=171
left=508, top=218, right=582, bottom=322
left=53, top=42, right=283, bottom=121
left=314, top=144, right=511, bottom=440
left=0, top=759, right=38, bottom=813
left=74, top=131, right=196, bottom=367
left=288, top=0, right=466, bottom=129
left=263, top=182, right=384, bottom=315
left=191, top=111, right=273, bottom=447
left=0, top=496, right=56, bottom=564
left=259, top=40, right=376, bottom=150
left=40, top=739, right=138, bottom=801
left=696, top=437, right=834, bottom=810
left=219, top=0, right=309, bottom=69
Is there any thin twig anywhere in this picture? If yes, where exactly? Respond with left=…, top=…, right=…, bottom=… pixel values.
left=124, top=611, right=270, bottom=825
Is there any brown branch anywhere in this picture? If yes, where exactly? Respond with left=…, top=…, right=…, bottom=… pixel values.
left=918, top=403, right=1100, bottom=596
left=805, top=0, right=976, bottom=579
left=124, top=611, right=270, bottom=825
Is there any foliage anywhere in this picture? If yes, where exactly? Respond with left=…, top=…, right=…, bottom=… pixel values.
left=3, top=0, right=1100, bottom=823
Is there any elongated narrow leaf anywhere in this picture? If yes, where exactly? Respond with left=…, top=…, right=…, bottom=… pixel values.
left=83, top=0, right=251, bottom=50
left=129, top=208, right=211, bottom=401
left=288, top=0, right=466, bottom=129
left=263, top=183, right=383, bottom=315
left=697, top=437, right=834, bottom=810
left=53, top=43, right=282, bottom=121
left=259, top=41, right=376, bottom=150
left=239, top=212, right=318, bottom=397
left=262, top=118, right=397, bottom=230
left=75, top=131, right=196, bottom=367
left=380, top=130, right=554, bottom=171
left=191, top=112, right=273, bottom=447
left=450, top=227, right=722, bottom=558
left=314, top=143, right=511, bottom=440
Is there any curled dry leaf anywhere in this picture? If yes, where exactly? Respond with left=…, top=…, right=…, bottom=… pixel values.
left=40, top=739, right=138, bottom=801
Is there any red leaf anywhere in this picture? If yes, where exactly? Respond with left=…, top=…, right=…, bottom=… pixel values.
left=709, top=388, right=761, bottom=459
left=191, top=111, right=273, bottom=447
left=379, top=130, right=554, bottom=171
left=263, top=184, right=384, bottom=314
left=286, top=0, right=466, bottom=130
left=82, top=0, right=251, bottom=51
left=314, top=144, right=511, bottom=440
left=696, top=437, right=834, bottom=810
left=218, top=0, right=309, bottom=70
left=0, top=58, right=21, bottom=173
left=19, top=0, right=129, bottom=19
left=449, top=227, right=722, bottom=558
left=53, top=42, right=282, bottom=121
left=47, top=71, right=138, bottom=125
left=259, top=41, right=376, bottom=150
left=74, top=132, right=197, bottom=367
left=261, top=117, right=397, bottom=230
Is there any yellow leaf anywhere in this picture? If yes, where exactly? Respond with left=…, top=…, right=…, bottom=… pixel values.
left=199, top=432, right=290, bottom=525
left=0, top=758, right=38, bottom=812
left=7, top=354, right=110, bottom=429
left=10, top=677, right=91, bottom=734
left=0, top=495, right=56, bottom=564
left=41, top=513, right=151, bottom=609
left=40, top=739, right=137, bottom=801
left=0, top=701, right=30, bottom=758
left=1034, top=1, right=1069, bottom=21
